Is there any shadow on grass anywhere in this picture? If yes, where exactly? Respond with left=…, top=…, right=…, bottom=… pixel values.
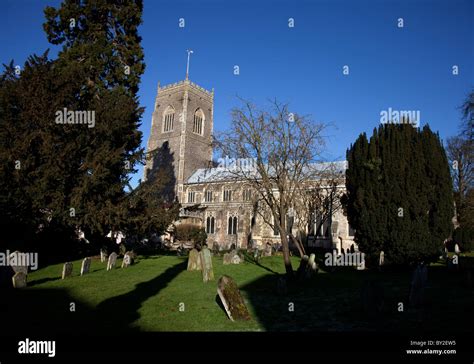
left=2, top=287, right=100, bottom=335
left=28, top=277, right=61, bottom=287
left=95, top=259, right=188, bottom=332
left=239, top=264, right=474, bottom=332
left=1, top=259, right=188, bottom=334
left=241, top=251, right=279, bottom=275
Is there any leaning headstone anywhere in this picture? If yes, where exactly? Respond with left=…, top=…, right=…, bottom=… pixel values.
left=9, top=251, right=28, bottom=275
left=12, top=272, right=27, bottom=288
left=187, top=249, right=202, bottom=271
left=100, top=249, right=108, bottom=263
left=200, top=248, right=214, bottom=282
left=107, top=252, right=117, bottom=271
left=62, top=262, right=73, bottom=279
left=217, top=275, right=251, bottom=321
left=454, top=244, right=461, bottom=254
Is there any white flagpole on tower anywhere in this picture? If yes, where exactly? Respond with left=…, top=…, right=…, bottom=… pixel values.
left=186, top=49, right=193, bottom=80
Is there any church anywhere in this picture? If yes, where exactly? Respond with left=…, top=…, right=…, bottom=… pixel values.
left=144, top=65, right=357, bottom=253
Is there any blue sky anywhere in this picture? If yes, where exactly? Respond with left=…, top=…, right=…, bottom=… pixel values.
left=1, top=0, right=473, bottom=188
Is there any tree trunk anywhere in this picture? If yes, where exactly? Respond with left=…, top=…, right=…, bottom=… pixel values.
left=280, top=232, right=294, bottom=277
left=289, top=233, right=305, bottom=258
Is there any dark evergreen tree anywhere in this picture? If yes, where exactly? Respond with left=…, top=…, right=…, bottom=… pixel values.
left=0, top=1, right=172, bottom=260
left=42, top=0, right=145, bottom=240
left=346, top=124, right=454, bottom=266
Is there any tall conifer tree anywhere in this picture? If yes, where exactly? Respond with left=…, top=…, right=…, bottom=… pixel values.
left=346, top=124, right=454, bottom=265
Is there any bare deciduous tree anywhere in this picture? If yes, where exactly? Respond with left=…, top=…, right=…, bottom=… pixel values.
left=216, top=98, right=329, bottom=277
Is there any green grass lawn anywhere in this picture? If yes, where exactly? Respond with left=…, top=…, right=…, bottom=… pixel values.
left=4, top=253, right=473, bottom=333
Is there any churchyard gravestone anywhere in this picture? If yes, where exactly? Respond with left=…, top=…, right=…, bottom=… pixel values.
left=263, top=243, right=272, bottom=257
left=9, top=251, right=28, bottom=275
left=107, top=252, right=117, bottom=271
left=62, top=262, right=73, bottom=279
left=454, top=244, right=461, bottom=254
left=409, top=264, right=428, bottom=307
left=187, top=248, right=202, bottom=271
left=231, top=253, right=242, bottom=265
left=100, top=249, right=108, bottom=263
left=217, top=275, right=251, bottom=321
left=223, top=250, right=241, bottom=265
left=253, top=248, right=260, bottom=263
left=12, top=272, right=27, bottom=288
left=223, top=252, right=232, bottom=265
left=379, top=251, right=385, bottom=266
left=305, top=253, right=318, bottom=278
left=200, top=248, right=214, bottom=282
left=121, top=252, right=133, bottom=268
left=211, top=243, right=220, bottom=256
left=80, top=257, right=91, bottom=276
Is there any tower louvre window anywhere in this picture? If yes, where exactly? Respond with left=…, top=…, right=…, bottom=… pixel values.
left=163, top=106, right=175, bottom=132
left=188, top=191, right=195, bottom=203
left=193, top=109, right=204, bottom=135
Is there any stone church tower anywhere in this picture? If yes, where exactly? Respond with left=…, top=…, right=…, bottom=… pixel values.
left=144, top=77, right=214, bottom=203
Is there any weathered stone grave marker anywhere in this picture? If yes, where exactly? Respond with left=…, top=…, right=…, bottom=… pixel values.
left=107, top=252, right=117, bottom=271
left=100, top=249, right=108, bottom=263
left=80, top=257, right=91, bottom=276
left=217, top=275, right=251, bottom=321
left=121, top=252, right=132, bottom=268
left=9, top=251, right=28, bottom=275
left=200, top=248, right=214, bottom=282
left=187, top=248, right=202, bottom=271
left=62, top=262, right=73, bottom=279
left=12, top=272, right=27, bottom=288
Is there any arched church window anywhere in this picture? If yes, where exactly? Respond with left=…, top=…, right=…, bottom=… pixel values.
left=206, top=216, right=215, bottom=234
left=227, top=216, right=238, bottom=235
left=163, top=106, right=175, bottom=132
left=193, top=108, right=204, bottom=135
